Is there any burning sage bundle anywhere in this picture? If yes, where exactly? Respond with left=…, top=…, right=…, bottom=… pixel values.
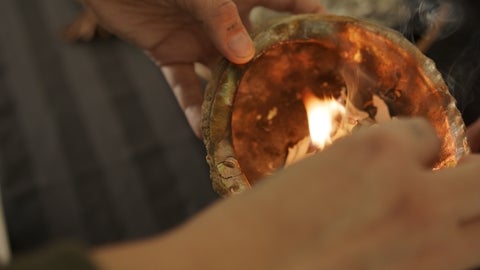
left=202, top=14, right=469, bottom=196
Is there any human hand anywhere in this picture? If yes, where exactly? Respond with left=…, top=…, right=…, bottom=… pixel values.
left=92, top=118, right=480, bottom=269
left=167, top=118, right=479, bottom=270
left=467, top=118, right=480, bottom=153
left=83, top=0, right=324, bottom=137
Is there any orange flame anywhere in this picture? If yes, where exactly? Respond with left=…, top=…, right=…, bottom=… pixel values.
left=303, top=91, right=346, bottom=150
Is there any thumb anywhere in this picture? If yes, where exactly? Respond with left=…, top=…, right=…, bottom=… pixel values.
left=181, top=0, right=255, bottom=64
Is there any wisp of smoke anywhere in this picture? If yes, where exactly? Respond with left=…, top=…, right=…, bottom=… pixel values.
left=320, top=0, right=464, bottom=44
left=398, top=0, right=464, bottom=42
left=446, top=32, right=480, bottom=114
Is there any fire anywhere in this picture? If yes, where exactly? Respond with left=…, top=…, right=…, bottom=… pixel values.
left=303, top=91, right=346, bottom=150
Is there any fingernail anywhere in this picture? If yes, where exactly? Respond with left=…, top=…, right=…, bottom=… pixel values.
left=228, top=32, right=254, bottom=60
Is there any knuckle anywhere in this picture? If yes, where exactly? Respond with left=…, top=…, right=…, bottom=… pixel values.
left=185, top=0, right=238, bottom=25
left=202, top=0, right=243, bottom=34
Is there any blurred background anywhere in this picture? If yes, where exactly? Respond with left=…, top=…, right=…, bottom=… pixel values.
left=0, top=0, right=478, bottom=255
left=0, top=0, right=219, bottom=253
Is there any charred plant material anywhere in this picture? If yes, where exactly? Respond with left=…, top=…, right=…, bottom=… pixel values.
left=202, top=14, right=470, bottom=196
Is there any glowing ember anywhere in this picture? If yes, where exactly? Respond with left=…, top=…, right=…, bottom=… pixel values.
left=303, top=91, right=346, bottom=150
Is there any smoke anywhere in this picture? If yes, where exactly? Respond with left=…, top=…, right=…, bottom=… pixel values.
left=324, top=0, right=479, bottom=123
left=404, top=0, right=480, bottom=124
left=399, top=0, right=464, bottom=43
left=445, top=32, right=480, bottom=115
left=252, top=0, right=480, bottom=123
left=321, top=0, right=463, bottom=44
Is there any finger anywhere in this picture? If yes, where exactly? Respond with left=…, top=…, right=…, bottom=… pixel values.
left=181, top=0, right=255, bottom=64
left=352, top=118, right=441, bottom=168
left=161, top=64, right=203, bottom=137
left=194, top=63, right=212, bottom=81
left=467, top=118, right=480, bottom=153
left=257, top=0, right=326, bottom=14
left=437, top=155, right=480, bottom=221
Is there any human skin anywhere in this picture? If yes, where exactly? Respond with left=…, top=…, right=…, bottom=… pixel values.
left=83, top=0, right=480, bottom=149
left=92, top=118, right=480, bottom=270
left=82, top=1, right=480, bottom=268
left=83, top=0, right=325, bottom=137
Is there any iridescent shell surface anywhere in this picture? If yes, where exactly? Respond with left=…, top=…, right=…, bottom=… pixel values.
left=202, top=14, right=470, bottom=196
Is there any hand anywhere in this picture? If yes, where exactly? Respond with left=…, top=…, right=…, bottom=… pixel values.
left=83, top=0, right=324, bottom=137
left=93, top=118, right=480, bottom=270
left=467, top=118, right=480, bottom=153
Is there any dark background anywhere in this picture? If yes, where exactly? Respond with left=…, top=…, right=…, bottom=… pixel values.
left=424, top=0, right=480, bottom=126
left=0, top=0, right=478, bottom=254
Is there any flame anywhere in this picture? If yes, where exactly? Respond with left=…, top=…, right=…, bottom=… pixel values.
left=303, top=91, right=346, bottom=150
